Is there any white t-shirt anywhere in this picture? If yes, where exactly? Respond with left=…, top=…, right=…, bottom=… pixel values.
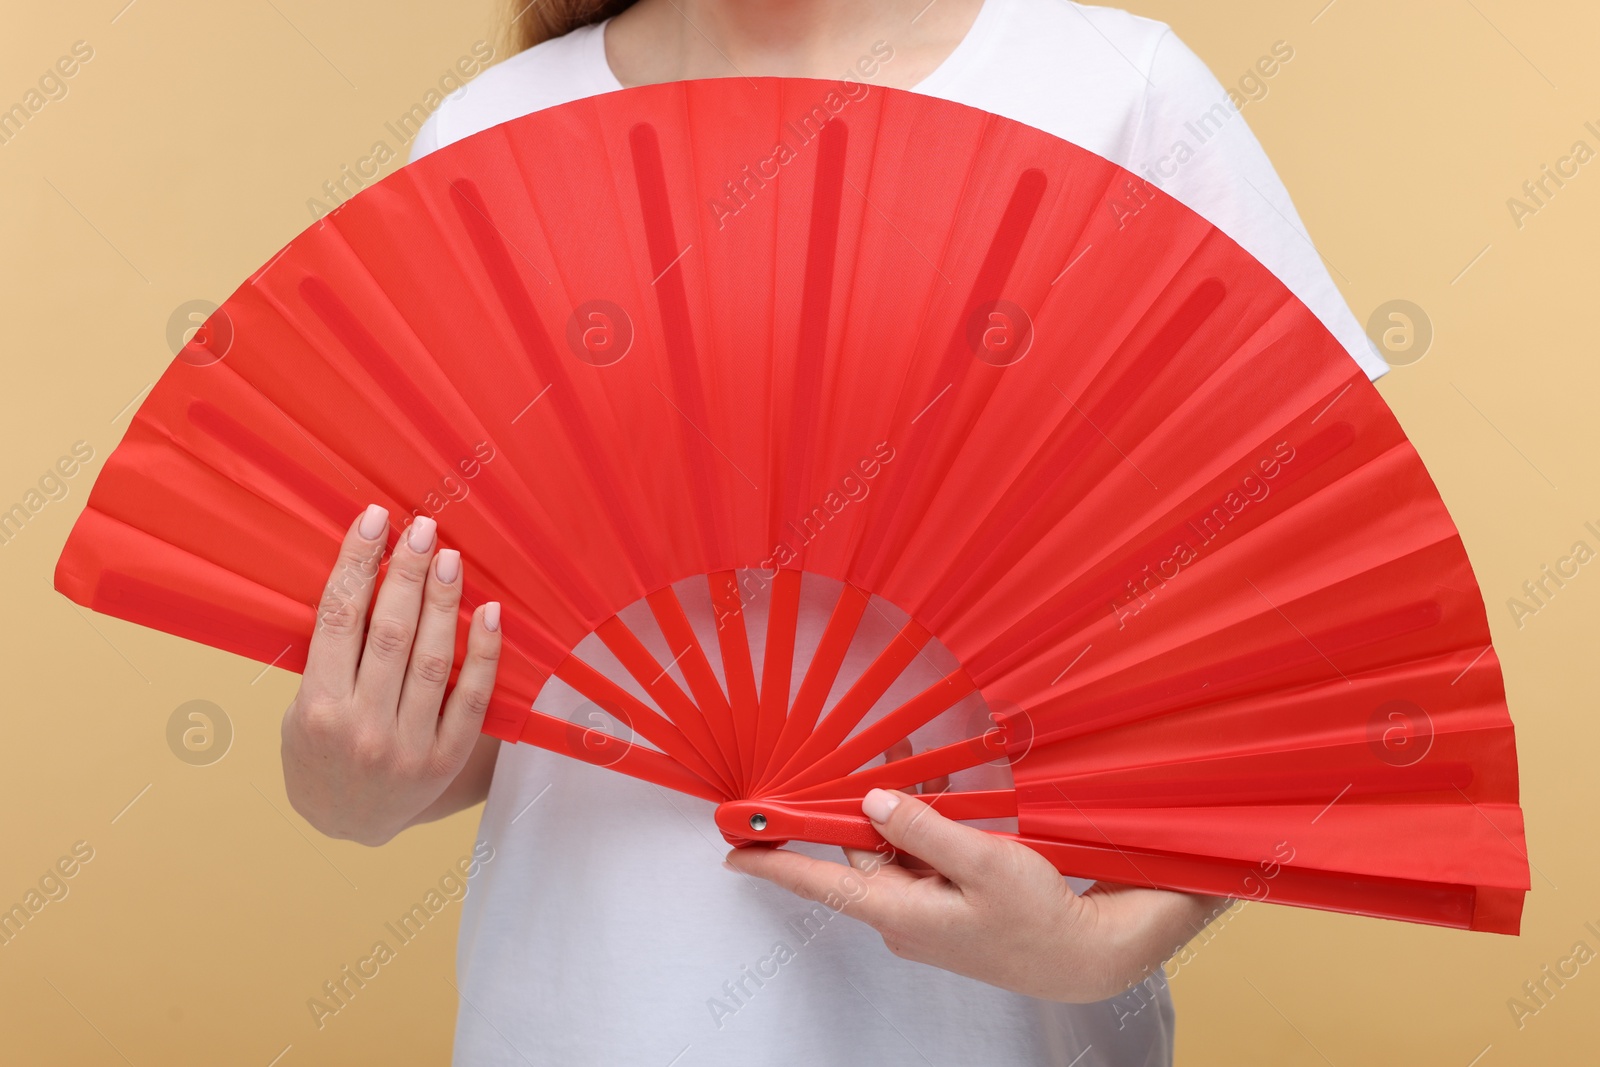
left=410, top=3, right=1388, bottom=1064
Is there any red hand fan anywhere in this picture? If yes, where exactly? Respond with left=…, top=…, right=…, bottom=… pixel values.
left=54, top=79, right=1529, bottom=933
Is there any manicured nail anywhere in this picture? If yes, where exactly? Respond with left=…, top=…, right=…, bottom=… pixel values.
left=434, top=549, right=461, bottom=584
left=482, top=602, right=501, bottom=632
left=407, top=516, right=437, bottom=553
left=357, top=504, right=388, bottom=540
left=863, top=789, right=900, bottom=823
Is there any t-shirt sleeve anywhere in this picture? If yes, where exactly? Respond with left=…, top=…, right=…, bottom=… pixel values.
left=1128, top=29, right=1387, bottom=382
left=409, top=104, right=447, bottom=163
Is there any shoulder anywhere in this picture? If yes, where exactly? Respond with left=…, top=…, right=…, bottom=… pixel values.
left=923, top=0, right=1176, bottom=158
left=1060, top=1, right=1173, bottom=57
left=997, top=0, right=1173, bottom=76
left=411, top=23, right=617, bottom=161
left=1009, top=3, right=1224, bottom=109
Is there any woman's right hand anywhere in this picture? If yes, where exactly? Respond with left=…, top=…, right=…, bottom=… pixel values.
left=281, top=504, right=503, bottom=846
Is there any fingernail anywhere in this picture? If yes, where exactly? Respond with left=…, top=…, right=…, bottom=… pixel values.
left=407, top=516, right=437, bottom=553
left=357, top=504, right=388, bottom=540
left=863, top=788, right=900, bottom=824
left=434, top=549, right=461, bottom=584
left=721, top=860, right=738, bottom=873
left=483, top=602, right=501, bottom=632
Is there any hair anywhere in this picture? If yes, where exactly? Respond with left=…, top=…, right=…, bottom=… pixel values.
left=507, top=0, right=638, bottom=53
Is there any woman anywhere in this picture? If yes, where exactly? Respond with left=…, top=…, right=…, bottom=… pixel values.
left=282, top=1, right=1388, bottom=1062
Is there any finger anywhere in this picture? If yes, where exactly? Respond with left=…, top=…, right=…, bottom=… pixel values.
left=724, top=846, right=910, bottom=925
left=842, top=845, right=937, bottom=877
left=397, top=548, right=465, bottom=752
left=881, top=739, right=949, bottom=797
left=434, top=602, right=503, bottom=770
left=355, top=515, right=438, bottom=714
left=846, top=844, right=936, bottom=875
left=302, top=504, right=390, bottom=703
left=862, top=788, right=1006, bottom=890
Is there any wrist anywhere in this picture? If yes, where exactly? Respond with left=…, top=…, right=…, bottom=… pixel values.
left=1064, top=887, right=1230, bottom=1003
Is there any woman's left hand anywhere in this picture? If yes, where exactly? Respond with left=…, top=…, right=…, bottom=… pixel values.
left=725, top=786, right=1229, bottom=1003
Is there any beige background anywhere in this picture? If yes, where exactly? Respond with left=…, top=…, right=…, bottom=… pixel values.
left=1, top=0, right=1595, bottom=1063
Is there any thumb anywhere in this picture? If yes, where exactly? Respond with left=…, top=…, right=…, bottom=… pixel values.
left=862, top=788, right=1002, bottom=889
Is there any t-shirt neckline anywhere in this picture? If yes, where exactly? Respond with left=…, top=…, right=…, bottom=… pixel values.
left=585, top=0, right=1002, bottom=94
